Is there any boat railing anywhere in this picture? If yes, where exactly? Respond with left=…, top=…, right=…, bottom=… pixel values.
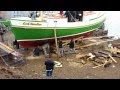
left=43, top=14, right=67, bottom=19
left=83, top=11, right=96, bottom=16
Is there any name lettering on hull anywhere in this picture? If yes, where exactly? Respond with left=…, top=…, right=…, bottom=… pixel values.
left=23, top=22, right=41, bottom=26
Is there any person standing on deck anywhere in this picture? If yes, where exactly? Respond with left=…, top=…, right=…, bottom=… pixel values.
left=77, top=11, right=83, bottom=21
left=30, top=11, right=36, bottom=20
left=64, top=11, right=73, bottom=22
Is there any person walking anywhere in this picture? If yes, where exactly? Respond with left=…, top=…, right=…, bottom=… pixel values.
left=45, top=56, right=55, bottom=77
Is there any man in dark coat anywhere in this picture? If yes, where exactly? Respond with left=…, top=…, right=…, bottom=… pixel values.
left=45, top=56, right=55, bottom=77
left=30, top=11, right=36, bottom=20
left=77, top=11, right=83, bottom=21
left=67, top=38, right=77, bottom=54
left=0, top=24, right=4, bottom=42
left=58, top=39, right=64, bottom=57
left=13, top=39, right=19, bottom=49
left=64, top=11, right=71, bottom=22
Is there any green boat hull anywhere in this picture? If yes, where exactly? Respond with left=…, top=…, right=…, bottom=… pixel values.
left=11, top=19, right=105, bottom=48
left=12, top=20, right=105, bottom=40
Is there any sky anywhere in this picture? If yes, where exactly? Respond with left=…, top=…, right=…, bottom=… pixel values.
left=105, top=11, right=120, bottom=39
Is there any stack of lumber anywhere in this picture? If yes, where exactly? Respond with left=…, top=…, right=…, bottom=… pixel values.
left=0, top=42, right=22, bottom=57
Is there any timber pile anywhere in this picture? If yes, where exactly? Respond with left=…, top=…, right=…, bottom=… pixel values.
left=91, top=49, right=118, bottom=68
left=75, top=36, right=114, bottom=49
left=91, top=52, right=112, bottom=68
left=0, top=42, right=14, bottom=53
left=74, top=37, right=119, bottom=68
left=52, top=36, right=114, bottom=53
left=0, top=42, right=26, bottom=66
left=98, top=50, right=117, bottom=63
left=104, top=43, right=120, bottom=58
left=0, top=42, right=22, bottom=57
left=112, top=53, right=120, bottom=58
left=1, top=54, right=26, bottom=67
left=76, top=49, right=118, bottom=68
left=76, top=54, right=90, bottom=64
left=0, top=66, right=22, bottom=79
left=100, top=36, right=114, bottom=39
left=92, top=29, right=108, bottom=36
left=105, top=48, right=120, bottom=57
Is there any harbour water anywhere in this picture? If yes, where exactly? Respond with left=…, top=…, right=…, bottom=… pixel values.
left=105, top=11, right=120, bottom=39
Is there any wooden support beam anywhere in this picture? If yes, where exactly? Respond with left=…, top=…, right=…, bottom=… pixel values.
left=53, top=21, right=59, bottom=60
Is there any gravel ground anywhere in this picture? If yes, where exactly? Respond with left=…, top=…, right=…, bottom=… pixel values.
left=0, top=30, right=120, bottom=79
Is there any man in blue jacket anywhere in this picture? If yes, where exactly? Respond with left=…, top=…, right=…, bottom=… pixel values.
left=45, top=56, right=55, bottom=77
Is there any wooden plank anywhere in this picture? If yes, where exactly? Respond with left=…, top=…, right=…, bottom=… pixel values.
left=92, top=60, right=112, bottom=68
left=105, top=48, right=120, bottom=53
left=98, top=50, right=110, bottom=55
left=92, top=64, right=104, bottom=68
left=0, top=42, right=22, bottom=57
left=113, top=54, right=120, bottom=58
left=108, top=54, right=117, bottom=63
left=0, top=56, right=9, bottom=66
left=0, top=42, right=14, bottom=53
left=79, top=40, right=113, bottom=49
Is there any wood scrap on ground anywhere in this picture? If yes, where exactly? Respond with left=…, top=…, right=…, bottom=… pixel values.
left=76, top=53, right=90, bottom=64
left=92, top=57, right=113, bottom=68
left=92, top=61, right=112, bottom=68
left=108, top=54, right=117, bottom=63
